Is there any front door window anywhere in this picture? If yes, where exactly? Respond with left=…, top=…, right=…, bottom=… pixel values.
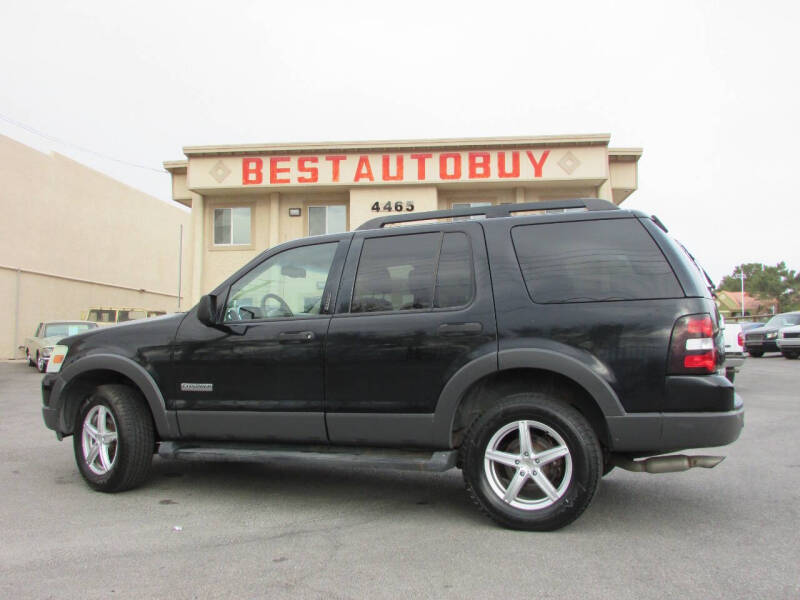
left=224, top=243, right=338, bottom=321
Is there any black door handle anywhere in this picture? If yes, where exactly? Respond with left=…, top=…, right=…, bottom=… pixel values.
left=278, top=331, right=315, bottom=342
left=438, top=322, right=483, bottom=336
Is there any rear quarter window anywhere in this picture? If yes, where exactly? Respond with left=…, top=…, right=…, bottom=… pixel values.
left=511, top=218, right=683, bottom=303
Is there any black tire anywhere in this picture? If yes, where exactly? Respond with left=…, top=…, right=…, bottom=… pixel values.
left=782, top=351, right=799, bottom=360
left=72, top=384, right=155, bottom=493
left=725, top=368, right=736, bottom=383
left=748, top=350, right=764, bottom=358
left=461, top=393, right=602, bottom=531
left=26, top=348, right=34, bottom=367
left=36, top=352, right=47, bottom=373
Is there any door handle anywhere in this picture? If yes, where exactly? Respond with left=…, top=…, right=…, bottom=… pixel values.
left=438, top=322, right=483, bottom=336
left=278, top=331, right=315, bottom=342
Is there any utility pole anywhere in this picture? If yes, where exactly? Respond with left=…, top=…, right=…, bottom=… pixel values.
left=740, top=267, right=745, bottom=318
left=177, top=224, right=183, bottom=311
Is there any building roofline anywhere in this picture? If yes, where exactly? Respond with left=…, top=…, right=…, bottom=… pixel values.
left=181, top=133, right=612, bottom=157
left=608, top=148, right=643, bottom=161
left=163, top=160, right=188, bottom=173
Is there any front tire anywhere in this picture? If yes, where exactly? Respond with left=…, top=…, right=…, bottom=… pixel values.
left=462, top=393, right=602, bottom=531
left=782, top=351, right=799, bottom=360
left=26, top=348, right=34, bottom=367
left=36, top=352, right=46, bottom=373
left=73, top=385, right=154, bottom=493
left=748, top=350, right=764, bottom=358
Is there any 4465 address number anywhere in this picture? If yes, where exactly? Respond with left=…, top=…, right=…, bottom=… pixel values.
left=371, top=201, right=415, bottom=212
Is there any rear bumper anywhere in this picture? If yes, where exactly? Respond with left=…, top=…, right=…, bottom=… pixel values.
left=607, top=394, right=744, bottom=453
left=724, top=353, right=745, bottom=370
left=745, top=341, right=778, bottom=352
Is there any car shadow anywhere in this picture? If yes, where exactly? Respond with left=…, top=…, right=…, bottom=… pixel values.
left=144, top=457, right=737, bottom=533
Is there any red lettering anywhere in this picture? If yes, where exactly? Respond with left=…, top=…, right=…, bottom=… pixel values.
left=525, top=150, right=550, bottom=178
left=468, top=152, right=491, bottom=179
left=242, top=158, right=263, bottom=185
left=269, top=156, right=291, bottom=184
left=497, top=151, right=520, bottom=178
left=410, top=153, right=432, bottom=180
left=439, top=153, right=461, bottom=180
left=354, top=155, right=374, bottom=182
left=381, top=154, right=404, bottom=181
left=297, top=156, right=318, bottom=183
left=325, top=155, right=346, bottom=182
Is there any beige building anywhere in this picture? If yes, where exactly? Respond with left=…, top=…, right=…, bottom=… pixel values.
left=1, top=134, right=190, bottom=359
left=165, top=133, right=641, bottom=306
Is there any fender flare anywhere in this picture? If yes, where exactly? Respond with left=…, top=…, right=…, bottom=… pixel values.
left=431, top=348, right=624, bottom=448
left=56, top=354, right=177, bottom=438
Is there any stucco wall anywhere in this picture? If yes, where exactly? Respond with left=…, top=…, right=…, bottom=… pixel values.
left=0, top=134, right=190, bottom=358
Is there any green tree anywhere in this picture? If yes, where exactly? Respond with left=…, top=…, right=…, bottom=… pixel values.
left=718, top=262, right=800, bottom=312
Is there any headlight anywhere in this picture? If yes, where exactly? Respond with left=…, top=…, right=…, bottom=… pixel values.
left=40, top=346, right=53, bottom=358
left=46, top=345, right=69, bottom=373
left=766, top=331, right=777, bottom=339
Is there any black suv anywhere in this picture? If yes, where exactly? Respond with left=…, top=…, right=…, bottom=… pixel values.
left=41, top=199, right=743, bottom=530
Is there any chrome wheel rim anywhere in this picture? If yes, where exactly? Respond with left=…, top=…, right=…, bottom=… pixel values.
left=81, top=405, right=118, bottom=475
left=483, top=419, right=572, bottom=511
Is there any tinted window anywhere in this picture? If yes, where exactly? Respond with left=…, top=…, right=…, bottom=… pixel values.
left=352, top=233, right=439, bottom=312
left=435, top=232, right=473, bottom=308
left=512, top=219, right=682, bottom=303
left=225, top=243, right=337, bottom=321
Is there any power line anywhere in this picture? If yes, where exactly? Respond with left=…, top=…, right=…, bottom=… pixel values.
left=0, top=112, right=167, bottom=174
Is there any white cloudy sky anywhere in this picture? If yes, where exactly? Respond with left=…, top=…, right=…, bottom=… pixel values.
left=1, top=0, right=797, bottom=284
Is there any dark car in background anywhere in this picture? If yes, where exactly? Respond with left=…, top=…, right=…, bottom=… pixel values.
left=744, top=312, right=800, bottom=357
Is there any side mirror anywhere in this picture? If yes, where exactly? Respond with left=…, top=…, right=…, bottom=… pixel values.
left=196, top=294, right=218, bottom=327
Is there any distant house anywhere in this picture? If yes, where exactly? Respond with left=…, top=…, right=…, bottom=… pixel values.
left=716, top=290, right=777, bottom=317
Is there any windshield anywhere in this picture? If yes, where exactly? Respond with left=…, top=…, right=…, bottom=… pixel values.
left=764, top=314, right=800, bottom=329
left=43, top=323, right=97, bottom=337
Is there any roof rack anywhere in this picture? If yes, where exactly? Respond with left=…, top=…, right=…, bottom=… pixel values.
left=356, top=198, right=618, bottom=231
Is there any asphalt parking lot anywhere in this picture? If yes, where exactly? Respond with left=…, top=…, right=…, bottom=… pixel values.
left=1, top=358, right=798, bottom=599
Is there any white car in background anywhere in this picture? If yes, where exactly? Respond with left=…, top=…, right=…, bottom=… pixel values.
left=777, top=325, right=800, bottom=359
left=720, top=316, right=746, bottom=382
left=23, top=321, right=98, bottom=372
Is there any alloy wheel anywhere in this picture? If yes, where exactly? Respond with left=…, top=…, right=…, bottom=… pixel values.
left=483, top=419, right=572, bottom=510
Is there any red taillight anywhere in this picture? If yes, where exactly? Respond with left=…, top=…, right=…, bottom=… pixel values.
left=668, top=314, right=718, bottom=375
left=684, top=352, right=716, bottom=371
left=737, top=331, right=744, bottom=348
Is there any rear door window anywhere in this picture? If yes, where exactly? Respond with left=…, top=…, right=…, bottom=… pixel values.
left=351, top=231, right=475, bottom=313
left=512, top=218, right=683, bottom=303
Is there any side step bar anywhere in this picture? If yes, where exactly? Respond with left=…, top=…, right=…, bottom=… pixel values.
left=158, top=441, right=458, bottom=473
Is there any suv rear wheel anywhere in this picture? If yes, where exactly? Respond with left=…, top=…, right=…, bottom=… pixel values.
left=462, top=393, right=602, bottom=531
left=73, top=385, right=154, bottom=492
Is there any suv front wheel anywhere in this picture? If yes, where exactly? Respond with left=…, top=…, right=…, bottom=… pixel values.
left=73, top=385, right=155, bottom=492
left=462, top=393, right=602, bottom=531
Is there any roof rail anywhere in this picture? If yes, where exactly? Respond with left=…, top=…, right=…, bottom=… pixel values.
left=356, top=198, right=618, bottom=231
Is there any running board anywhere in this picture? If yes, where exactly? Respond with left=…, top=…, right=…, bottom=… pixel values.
left=158, top=441, right=458, bottom=472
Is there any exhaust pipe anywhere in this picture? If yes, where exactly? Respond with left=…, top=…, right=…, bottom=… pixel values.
left=612, top=454, right=725, bottom=474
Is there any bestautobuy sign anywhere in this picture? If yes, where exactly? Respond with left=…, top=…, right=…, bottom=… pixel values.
left=189, top=147, right=604, bottom=189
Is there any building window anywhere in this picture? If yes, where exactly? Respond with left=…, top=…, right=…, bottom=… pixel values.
left=214, top=207, right=251, bottom=245
left=308, top=205, right=347, bottom=236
